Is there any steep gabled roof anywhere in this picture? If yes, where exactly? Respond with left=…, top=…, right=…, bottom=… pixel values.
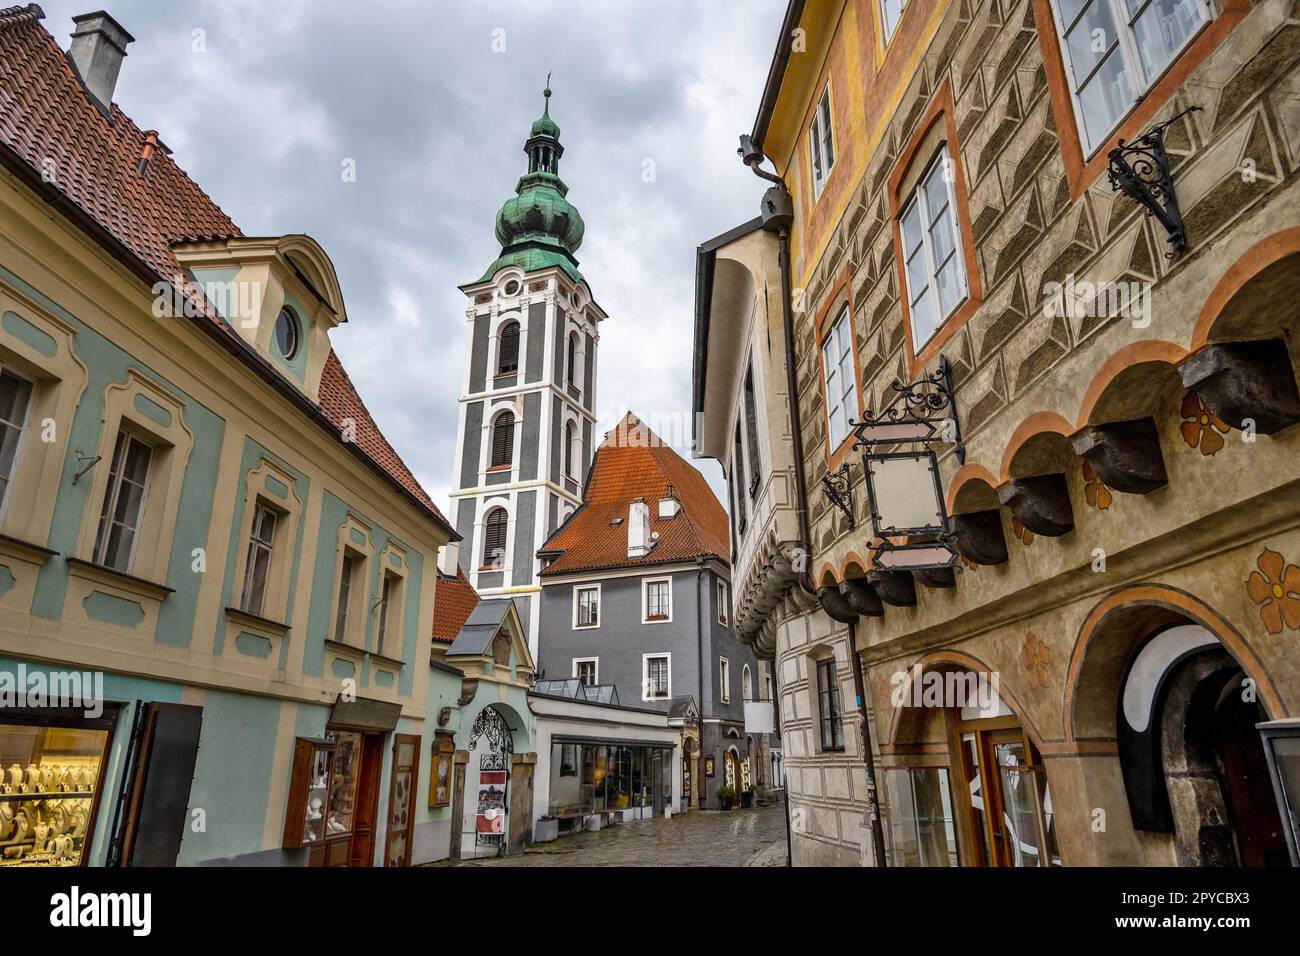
left=538, top=412, right=730, bottom=576
left=432, top=567, right=480, bottom=644
left=0, top=7, right=445, bottom=526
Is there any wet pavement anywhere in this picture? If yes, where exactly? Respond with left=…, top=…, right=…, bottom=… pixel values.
left=451, top=799, right=789, bottom=867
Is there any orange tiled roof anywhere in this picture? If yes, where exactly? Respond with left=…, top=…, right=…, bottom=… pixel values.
left=432, top=567, right=480, bottom=643
left=539, top=412, right=730, bottom=576
left=0, top=8, right=445, bottom=524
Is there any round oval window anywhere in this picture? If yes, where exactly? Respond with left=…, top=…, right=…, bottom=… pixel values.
left=503, top=279, right=520, bottom=296
left=274, top=307, right=299, bottom=360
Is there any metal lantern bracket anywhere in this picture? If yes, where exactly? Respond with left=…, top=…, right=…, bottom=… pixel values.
left=861, top=448, right=951, bottom=539
left=1107, top=105, right=1200, bottom=259
left=851, top=354, right=964, bottom=464
left=820, top=463, right=855, bottom=531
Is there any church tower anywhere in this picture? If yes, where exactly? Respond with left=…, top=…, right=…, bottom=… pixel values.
left=447, top=85, right=604, bottom=659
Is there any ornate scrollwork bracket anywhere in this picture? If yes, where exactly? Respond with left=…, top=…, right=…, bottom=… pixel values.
left=1107, top=105, right=1200, bottom=259
left=851, top=354, right=964, bottom=464
left=820, top=463, right=855, bottom=531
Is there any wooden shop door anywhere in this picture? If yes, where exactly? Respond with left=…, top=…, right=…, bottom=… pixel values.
left=349, top=732, right=385, bottom=867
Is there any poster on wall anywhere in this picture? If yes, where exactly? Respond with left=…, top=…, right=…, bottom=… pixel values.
left=476, top=770, right=507, bottom=835
left=704, top=755, right=715, bottom=777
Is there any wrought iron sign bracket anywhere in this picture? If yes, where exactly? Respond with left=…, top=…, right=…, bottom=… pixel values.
left=1107, top=105, right=1200, bottom=259
left=851, top=354, right=964, bottom=464
left=820, top=463, right=855, bottom=531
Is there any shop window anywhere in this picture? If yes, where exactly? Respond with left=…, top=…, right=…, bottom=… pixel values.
left=717, top=579, right=729, bottom=626
left=497, top=321, right=520, bottom=375
left=817, top=657, right=844, bottom=751
left=1050, top=0, right=1212, bottom=154
left=883, top=768, right=959, bottom=866
left=643, top=577, right=672, bottom=623
left=92, top=430, right=153, bottom=573
left=573, top=584, right=600, bottom=628
left=809, top=83, right=835, bottom=199
left=427, top=733, right=455, bottom=808
left=643, top=653, right=671, bottom=701
left=239, top=500, right=279, bottom=617
left=820, top=306, right=859, bottom=450
left=482, top=507, right=508, bottom=569
left=720, top=657, right=731, bottom=703
left=573, top=658, right=598, bottom=686
left=880, top=0, right=908, bottom=42
left=900, top=146, right=969, bottom=352
left=0, top=368, right=33, bottom=517
left=490, top=411, right=514, bottom=469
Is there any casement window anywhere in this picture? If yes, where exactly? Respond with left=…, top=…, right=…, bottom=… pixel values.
left=376, top=572, right=399, bottom=657
left=1051, top=0, right=1212, bottom=154
left=809, top=83, right=835, bottom=199
left=900, top=146, right=969, bottom=352
left=497, top=321, right=520, bottom=375
left=880, top=0, right=908, bottom=42
left=817, top=657, right=845, bottom=751
left=93, top=431, right=153, bottom=573
left=574, top=658, right=598, bottom=687
left=490, top=411, right=514, bottom=469
left=574, top=584, right=600, bottom=628
left=820, top=306, right=858, bottom=449
left=643, top=654, right=671, bottom=701
left=883, top=768, right=959, bottom=867
left=564, top=420, right=577, bottom=478
left=732, top=423, right=747, bottom=531
left=334, top=551, right=358, bottom=642
left=239, top=501, right=279, bottom=616
left=717, top=579, right=730, bottom=626
left=743, top=363, right=761, bottom=498
left=720, top=657, right=731, bottom=703
left=482, top=507, right=508, bottom=569
left=0, top=369, right=34, bottom=516
left=643, top=577, right=672, bottom=623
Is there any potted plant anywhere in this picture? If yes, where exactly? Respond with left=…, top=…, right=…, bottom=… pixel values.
left=740, top=784, right=754, bottom=809
left=716, top=785, right=735, bottom=810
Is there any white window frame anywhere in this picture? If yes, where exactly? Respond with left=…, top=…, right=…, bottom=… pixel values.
left=880, top=0, right=908, bottom=43
left=717, top=579, right=730, bottom=627
left=1050, top=0, right=1213, bottom=155
left=820, top=305, right=859, bottom=450
left=642, top=652, right=672, bottom=702
left=0, top=367, right=34, bottom=522
left=642, top=576, right=673, bottom=624
left=239, top=499, right=279, bottom=617
left=720, top=657, right=731, bottom=704
left=92, top=430, right=153, bottom=573
left=573, top=657, right=599, bottom=687
left=900, top=146, right=969, bottom=353
left=808, top=83, right=836, bottom=199
left=572, top=583, right=601, bottom=630
left=376, top=571, right=399, bottom=658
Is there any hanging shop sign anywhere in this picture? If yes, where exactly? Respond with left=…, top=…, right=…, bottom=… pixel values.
left=862, top=450, right=949, bottom=538
left=851, top=355, right=964, bottom=463
left=869, top=540, right=959, bottom=573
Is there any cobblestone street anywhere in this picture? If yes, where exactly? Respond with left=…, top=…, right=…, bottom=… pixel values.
left=452, top=800, right=789, bottom=867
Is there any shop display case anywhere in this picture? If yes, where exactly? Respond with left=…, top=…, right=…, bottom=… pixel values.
left=281, top=737, right=335, bottom=850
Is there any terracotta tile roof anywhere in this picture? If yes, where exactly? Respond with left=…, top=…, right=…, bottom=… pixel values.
left=0, top=8, right=446, bottom=526
left=432, top=567, right=480, bottom=643
left=539, top=412, right=730, bottom=576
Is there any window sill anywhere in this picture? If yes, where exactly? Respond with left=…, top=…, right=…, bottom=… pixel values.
left=0, top=532, right=57, bottom=565
left=367, top=649, right=406, bottom=670
left=478, top=565, right=505, bottom=573
left=642, top=616, right=670, bottom=624
left=65, top=557, right=173, bottom=601
left=324, top=638, right=364, bottom=659
left=225, top=605, right=290, bottom=637
left=486, top=465, right=511, bottom=473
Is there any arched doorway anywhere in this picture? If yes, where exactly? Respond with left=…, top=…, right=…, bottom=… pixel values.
left=723, top=748, right=740, bottom=806
left=463, top=706, right=513, bottom=858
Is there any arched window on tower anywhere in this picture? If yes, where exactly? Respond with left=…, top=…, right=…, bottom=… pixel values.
left=497, top=321, right=520, bottom=375
left=564, top=421, right=577, bottom=478
left=482, top=507, right=508, bottom=569
left=567, top=332, right=579, bottom=388
left=490, top=411, right=515, bottom=469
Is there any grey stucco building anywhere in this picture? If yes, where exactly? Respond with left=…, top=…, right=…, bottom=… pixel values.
left=535, top=413, right=778, bottom=810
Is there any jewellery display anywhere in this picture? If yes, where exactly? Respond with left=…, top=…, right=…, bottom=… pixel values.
left=282, top=738, right=338, bottom=850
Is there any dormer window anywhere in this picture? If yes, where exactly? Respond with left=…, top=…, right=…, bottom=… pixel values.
left=274, top=307, right=300, bottom=361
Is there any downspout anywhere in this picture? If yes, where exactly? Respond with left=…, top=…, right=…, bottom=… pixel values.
left=696, top=557, right=707, bottom=808
left=741, top=136, right=888, bottom=866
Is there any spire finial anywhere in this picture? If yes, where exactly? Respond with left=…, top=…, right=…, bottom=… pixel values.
left=543, top=73, right=552, bottom=114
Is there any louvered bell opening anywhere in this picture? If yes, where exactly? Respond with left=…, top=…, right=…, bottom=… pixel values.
left=498, top=323, right=520, bottom=374
left=491, top=412, right=514, bottom=467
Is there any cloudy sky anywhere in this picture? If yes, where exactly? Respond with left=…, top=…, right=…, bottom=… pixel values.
left=38, top=0, right=785, bottom=509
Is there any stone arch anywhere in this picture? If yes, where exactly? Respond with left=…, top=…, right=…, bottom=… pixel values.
left=998, top=411, right=1074, bottom=483
left=1075, top=341, right=1188, bottom=427
left=946, top=464, right=999, bottom=514
left=1191, top=227, right=1300, bottom=348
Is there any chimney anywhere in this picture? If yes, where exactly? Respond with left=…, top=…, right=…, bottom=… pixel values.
left=658, top=483, right=681, bottom=519
left=67, top=11, right=135, bottom=115
left=627, top=499, right=653, bottom=559
left=437, top=542, right=461, bottom=578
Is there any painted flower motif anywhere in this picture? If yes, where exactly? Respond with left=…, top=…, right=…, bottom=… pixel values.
left=1246, top=548, right=1300, bottom=635
left=1180, top=390, right=1230, bottom=456
left=1021, top=633, right=1050, bottom=688
left=960, top=554, right=978, bottom=572
left=1011, top=517, right=1034, bottom=547
left=1081, top=459, right=1113, bottom=510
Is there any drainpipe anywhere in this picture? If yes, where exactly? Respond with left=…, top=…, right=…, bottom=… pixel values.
left=696, top=557, right=707, bottom=809
left=741, top=137, right=887, bottom=866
